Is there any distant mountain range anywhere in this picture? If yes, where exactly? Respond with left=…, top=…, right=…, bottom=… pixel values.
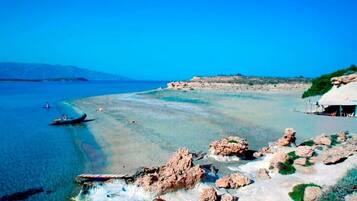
left=0, top=62, right=130, bottom=81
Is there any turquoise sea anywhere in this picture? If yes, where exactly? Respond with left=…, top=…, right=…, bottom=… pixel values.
left=0, top=81, right=166, bottom=201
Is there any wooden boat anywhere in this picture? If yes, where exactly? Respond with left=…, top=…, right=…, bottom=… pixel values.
left=50, top=113, right=87, bottom=125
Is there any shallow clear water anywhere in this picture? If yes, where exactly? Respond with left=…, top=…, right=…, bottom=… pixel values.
left=0, top=81, right=166, bottom=201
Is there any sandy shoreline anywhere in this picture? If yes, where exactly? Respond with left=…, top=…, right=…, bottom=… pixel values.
left=70, top=87, right=356, bottom=200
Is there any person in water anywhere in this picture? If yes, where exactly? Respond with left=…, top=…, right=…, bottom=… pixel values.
left=44, top=102, right=51, bottom=109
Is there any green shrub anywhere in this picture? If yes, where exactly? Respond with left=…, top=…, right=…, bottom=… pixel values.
left=300, top=140, right=314, bottom=146
left=228, top=140, right=238, bottom=144
left=289, top=183, right=321, bottom=201
left=330, top=134, right=339, bottom=146
left=279, top=161, right=296, bottom=175
left=302, top=65, right=357, bottom=98
left=320, top=168, right=357, bottom=201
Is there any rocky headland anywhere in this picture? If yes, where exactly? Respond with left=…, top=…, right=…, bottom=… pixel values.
left=167, top=75, right=310, bottom=92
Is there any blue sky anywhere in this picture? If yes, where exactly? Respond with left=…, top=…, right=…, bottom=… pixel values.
left=0, top=0, right=356, bottom=80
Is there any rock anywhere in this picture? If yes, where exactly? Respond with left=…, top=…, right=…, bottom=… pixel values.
left=215, top=177, right=230, bottom=188
left=153, top=197, right=166, bottom=201
left=345, top=192, right=357, bottom=201
left=321, top=146, right=349, bottom=165
left=200, top=187, right=218, bottom=201
left=338, top=131, right=347, bottom=142
left=135, top=148, right=205, bottom=194
left=314, top=134, right=332, bottom=146
left=221, top=194, right=238, bottom=201
left=210, top=136, right=249, bottom=156
left=269, top=152, right=288, bottom=170
left=294, top=158, right=307, bottom=166
left=215, top=173, right=252, bottom=189
left=257, top=168, right=271, bottom=179
left=303, top=186, right=322, bottom=201
left=296, top=146, right=314, bottom=158
left=277, top=128, right=296, bottom=146
left=253, top=151, right=263, bottom=158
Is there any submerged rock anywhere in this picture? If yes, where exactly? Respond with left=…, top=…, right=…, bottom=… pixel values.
left=257, top=168, right=271, bottom=179
left=210, top=136, right=249, bottom=156
left=296, top=146, right=314, bottom=158
left=215, top=173, right=252, bottom=189
left=314, top=134, right=332, bottom=146
left=135, top=148, right=205, bottom=194
left=277, top=128, right=296, bottom=146
left=303, top=186, right=322, bottom=201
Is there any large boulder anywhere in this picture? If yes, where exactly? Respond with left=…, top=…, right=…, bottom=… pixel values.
left=296, top=146, right=314, bottom=158
left=215, top=173, right=252, bottom=189
left=303, top=186, right=322, bottom=201
left=200, top=187, right=218, bottom=201
left=210, top=136, right=249, bottom=156
left=269, top=152, right=288, bottom=170
left=314, top=134, right=332, bottom=146
left=277, top=128, right=296, bottom=146
left=135, top=148, right=205, bottom=194
left=321, top=146, right=352, bottom=165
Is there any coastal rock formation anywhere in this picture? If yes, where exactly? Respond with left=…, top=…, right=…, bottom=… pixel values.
left=321, top=136, right=356, bottom=165
left=215, top=173, right=252, bottom=189
left=303, top=186, right=322, bottom=201
left=257, top=168, right=271, bottom=179
left=277, top=128, right=296, bottom=146
left=135, top=148, right=205, bottom=194
left=167, top=75, right=310, bottom=92
left=269, top=152, right=288, bottom=170
left=314, top=134, right=332, bottom=146
left=331, top=73, right=357, bottom=87
left=200, top=187, right=218, bottom=201
left=296, top=146, right=314, bottom=158
left=210, top=136, right=249, bottom=156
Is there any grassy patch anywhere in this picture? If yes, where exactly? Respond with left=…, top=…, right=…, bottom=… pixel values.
left=279, top=151, right=298, bottom=175
left=300, top=140, right=314, bottom=146
left=304, top=160, right=314, bottom=167
left=288, top=151, right=300, bottom=161
left=279, top=161, right=296, bottom=175
left=228, top=140, right=238, bottom=144
left=289, top=183, right=321, bottom=201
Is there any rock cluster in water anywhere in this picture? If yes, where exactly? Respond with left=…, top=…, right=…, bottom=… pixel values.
left=75, top=128, right=357, bottom=201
